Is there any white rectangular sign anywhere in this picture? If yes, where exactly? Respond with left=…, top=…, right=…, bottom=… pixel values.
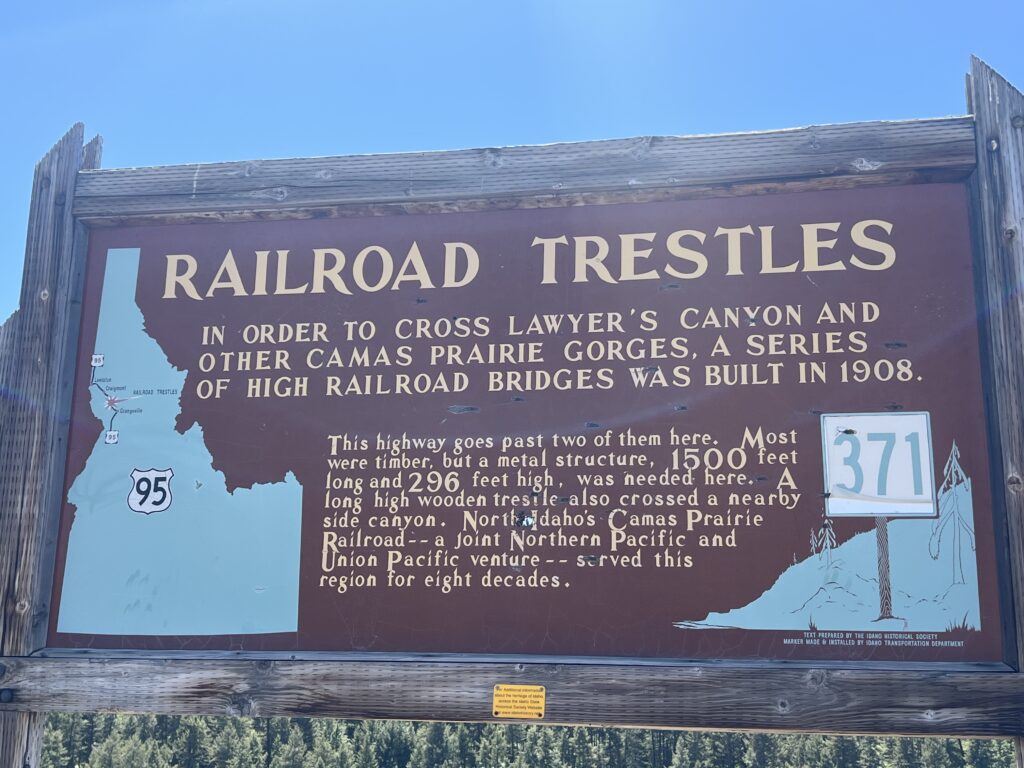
left=821, top=412, right=937, bottom=518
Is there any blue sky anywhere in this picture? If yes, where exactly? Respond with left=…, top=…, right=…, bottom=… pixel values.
left=2, top=0, right=1022, bottom=318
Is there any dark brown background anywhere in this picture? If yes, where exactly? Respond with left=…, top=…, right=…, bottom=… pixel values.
left=49, top=183, right=1005, bottom=662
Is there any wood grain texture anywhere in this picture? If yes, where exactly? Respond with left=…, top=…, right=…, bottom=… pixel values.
left=967, top=55, right=1024, bottom=767
left=71, top=170, right=974, bottom=228
left=0, top=313, right=35, bottom=766
left=1, top=657, right=1023, bottom=737
left=0, top=123, right=86, bottom=657
left=72, top=117, right=976, bottom=222
left=0, top=125, right=95, bottom=767
left=969, top=56, right=1024, bottom=669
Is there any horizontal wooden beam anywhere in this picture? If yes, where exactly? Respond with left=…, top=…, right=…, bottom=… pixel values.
left=1, top=657, right=1022, bottom=736
left=72, top=117, right=976, bottom=223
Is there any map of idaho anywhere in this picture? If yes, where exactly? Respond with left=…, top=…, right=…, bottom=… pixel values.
left=57, top=248, right=303, bottom=636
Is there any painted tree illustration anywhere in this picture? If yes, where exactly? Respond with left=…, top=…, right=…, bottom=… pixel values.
left=929, top=441, right=976, bottom=585
left=809, top=508, right=837, bottom=567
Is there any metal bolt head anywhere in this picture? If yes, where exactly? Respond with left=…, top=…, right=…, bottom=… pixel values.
left=1012, top=115, right=1024, bottom=129
left=0, top=689, right=14, bottom=704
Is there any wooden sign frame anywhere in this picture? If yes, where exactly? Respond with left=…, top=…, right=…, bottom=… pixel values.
left=2, top=56, right=1023, bottom=765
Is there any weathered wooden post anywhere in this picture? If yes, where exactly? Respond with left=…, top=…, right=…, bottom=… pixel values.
left=0, top=126, right=101, bottom=768
left=966, top=55, right=1024, bottom=768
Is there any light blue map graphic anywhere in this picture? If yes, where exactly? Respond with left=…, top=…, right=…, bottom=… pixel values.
left=58, top=248, right=302, bottom=636
left=677, top=443, right=980, bottom=633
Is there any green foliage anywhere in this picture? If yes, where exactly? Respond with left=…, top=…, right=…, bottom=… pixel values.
left=441, top=723, right=479, bottom=768
left=270, top=724, right=310, bottom=768
left=305, top=719, right=355, bottom=768
left=38, top=713, right=1020, bottom=768
left=211, top=719, right=264, bottom=768
left=744, top=733, right=779, bottom=768
left=409, top=723, right=446, bottom=768
left=171, top=715, right=214, bottom=768
left=88, top=732, right=173, bottom=768
left=831, top=736, right=863, bottom=767
left=475, top=722, right=511, bottom=768
left=352, top=721, right=380, bottom=768
left=40, top=724, right=69, bottom=768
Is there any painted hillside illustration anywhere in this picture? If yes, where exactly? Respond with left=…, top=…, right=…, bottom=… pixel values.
left=677, top=443, right=980, bottom=632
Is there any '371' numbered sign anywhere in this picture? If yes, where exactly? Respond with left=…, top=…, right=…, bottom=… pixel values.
left=821, top=412, right=937, bottom=518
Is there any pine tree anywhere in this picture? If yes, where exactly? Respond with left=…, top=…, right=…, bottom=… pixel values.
left=991, top=739, right=1018, bottom=768
left=89, top=733, right=172, bottom=768
left=586, top=736, right=611, bottom=768
left=40, top=723, right=69, bottom=768
left=743, top=733, right=779, bottom=768
left=302, top=720, right=352, bottom=768
left=504, top=724, right=525, bottom=757
left=154, top=714, right=181, bottom=744
left=211, top=718, right=264, bottom=768
left=262, top=717, right=298, bottom=766
left=56, top=716, right=1023, bottom=768
left=920, top=737, right=964, bottom=768
left=621, top=729, right=649, bottom=768
left=171, top=716, right=214, bottom=768
left=778, top=733, right=828, bottom=768
left=408, top=723, right=447, bottom=768
left=649, top=729, right=674, bottom=768
left=695, top=732, right=747, bottom=768
left=440, top=723, right=479, bottom=768
left=948, top=738, right=969, bottom=768
left=352, top=722, right=380, bottom=768
left=855, top=736, right=885, bottom=768
left=270, top=725, right=310, bottom=768
left=967, top=738, right=1006, bottom=768
left=74, top=713, right=99, bottom=766
left=125, top=713, right=160, bottom=742
left=668, top=734, right=694, bottom=768
left=43, top=714, right=84, bottom=768
left=922, top=737, right=948, bottom=768
left=930, top=442, right=977, bottom=586
left=371, top=721, right=413, bottom=768
left=599, top=728, right=624, bottom=768
left=87, top=716, right=133, bottom=768
left=92, top=713, right=118, bottom=746
left=829, top=735, right=861, bottom=767
left=57, top=712, right=85, bottom=768
left=515, top=725, right=563, bottom=768
left=475, top=725, right=511, bottom=768
left=562, top=726, right=589, bottom=768
left=810, top=507, right=838, bottom=569
left=889, top=737, right=924, bottom=768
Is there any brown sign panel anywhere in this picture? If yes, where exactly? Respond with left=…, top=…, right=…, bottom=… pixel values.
left=49, top=182, right=1004, bottom=663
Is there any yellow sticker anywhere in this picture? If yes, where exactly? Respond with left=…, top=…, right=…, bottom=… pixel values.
left=492, top=684, right=546, bottom=719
